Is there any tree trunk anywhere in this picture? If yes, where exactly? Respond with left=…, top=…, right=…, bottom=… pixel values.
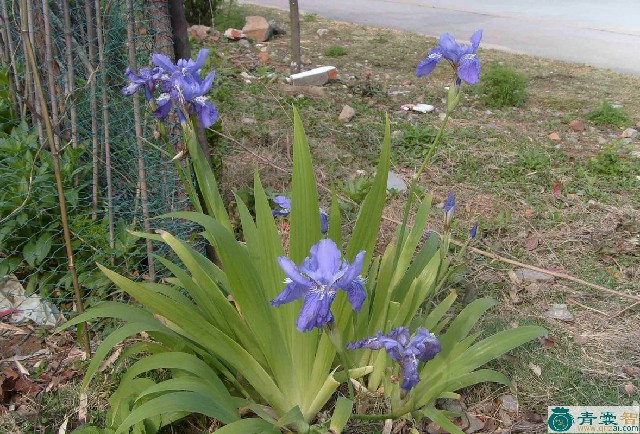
left=148, top=0, right=173, bottom=56
left=168, top=0, right=189, bottom=60
left=288, top=0, right=301, bottom=73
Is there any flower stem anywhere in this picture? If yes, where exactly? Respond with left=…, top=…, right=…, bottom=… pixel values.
left=336, top=348, right=355, bottom=402
left=326, top=324, right=355, bottom=402
left=393, top=84, right=457, bottom=267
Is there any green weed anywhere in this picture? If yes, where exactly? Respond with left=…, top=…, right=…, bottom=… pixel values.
left=479, top=63, right=528, bottom=108
left=324, top=45, right=348, bottom=57
left=585, top=101, right=631, bottom=127
left=303, top=12, right=319, bottom=22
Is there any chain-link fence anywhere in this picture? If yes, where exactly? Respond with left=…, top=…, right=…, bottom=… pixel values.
left=0, top=0, right=196, bottom=326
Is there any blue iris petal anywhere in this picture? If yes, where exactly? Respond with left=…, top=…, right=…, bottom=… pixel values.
left=347, top=327, right=442, bottom=391
left=271, top=239, right=366, bottom=332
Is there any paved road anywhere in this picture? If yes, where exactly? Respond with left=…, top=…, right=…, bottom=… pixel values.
left=238, top=0, right=640, bottom=75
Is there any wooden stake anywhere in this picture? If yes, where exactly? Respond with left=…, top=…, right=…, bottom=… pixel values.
left=20, top=0, right=91, bottom=355
left=288, top=0, right=301, bottom=73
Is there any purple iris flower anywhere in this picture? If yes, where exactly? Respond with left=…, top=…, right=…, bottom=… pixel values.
left=347, top=327, right=441, bottom=391
left=122, top=66, right=164, bottom=101
left=272, top=195, right=291, bottom=217
left=444, top=192, right=455, bottom=226
left=416, top=30, right=483, bottom=84
left=271, top=239, right=366, bottom=332
left=319, top=209, right=329, bottom=234
left=271, top=196, right=329, bottom=234
left=154, top=70, right=218, bottom=128
left=469, top=222, right=479, bottom=239
left=152, top=49, right=210, bottom=81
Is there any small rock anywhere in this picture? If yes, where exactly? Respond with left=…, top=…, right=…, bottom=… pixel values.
left=241, top=118, right=257, bottom=124
left=240, top=71, right=256, bottom=80
left=257, top=52, right=270, bottom=63
left=636, top=120, right=640, bottom=128
left=339, top=105, right=356, bottom=123
left=623, top=383, right=635, bottom=396
left=238, top=39, right=251, bottom=48
left=242, top=16, right=272, bottom=42
left=485, top=110, right=493, bottom=115
left=513, top=268, right=555, bottom=282
left=387, top=171, right=407, bottom=193
left=316, top=28, right=330, bottom=37
left=301, top=55, right=312, bottom=64
left=187, top=24, right=212, bottom=43
left=568, top=119, right=585, bottom=132
left=224, top=28, right=245, bottom=40
left=498, top=394, right=519, bottom=413
left=548, top=132, right=561, bottom=141
left=621, top=128, right=638, bottom=138
left=597, top=136, right=608, bottom=145
left=498, top=409, right=512, bottom=426
left=402, top=79, right=412, bottom=85
left=438, top=112, right=447, bottom=121
left=440, top=399, right=464, bottom=414
left=290, top=66, right=337, bottom=86
left=545, top=303, right=574, bottom=322
left=464, top=413, right=485, bottom=433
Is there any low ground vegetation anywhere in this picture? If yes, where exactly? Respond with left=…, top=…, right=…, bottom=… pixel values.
left=1, top=4, right=639, bottom=433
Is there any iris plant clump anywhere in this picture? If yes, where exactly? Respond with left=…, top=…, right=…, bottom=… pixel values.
left=64, top=40, right=547, bottom=434
left=122, top=49, right=219, bottom=128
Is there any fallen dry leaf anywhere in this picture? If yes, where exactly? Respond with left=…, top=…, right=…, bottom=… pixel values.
left=528, top=362, right=542, bottom=377
left=574, top=335, right=589, bottom=345
left=524, top=237, right=540, bottom=251
left=78, top=392, right=88, bottom=423
left=99, top=346, right=122, bottom=373
left=622, top=366, right=640, bottom=378
left=58, top=417, right=69, bottom=434
left=14, top=359, right=29, bottom=376
left=539, top=335, right=558, bottom=350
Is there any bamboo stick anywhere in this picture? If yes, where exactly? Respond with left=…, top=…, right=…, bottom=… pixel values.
left=26, top=0, right=44, bottom=145
left=126, top=0, right=155, bottom=282
left=19, top=0, right=91, bottom=355
left=41, top=0, right=59, bottom=147
left=84, top=0, right=99, bottom=220
left=94, top=0, right=114, bottom=251
left=61, top=0, right=77, bottom=150
left=0, top=0, right=21, bottom=117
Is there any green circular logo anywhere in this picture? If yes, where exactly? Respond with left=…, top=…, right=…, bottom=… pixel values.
left=549, top=407, right=574, bottom=432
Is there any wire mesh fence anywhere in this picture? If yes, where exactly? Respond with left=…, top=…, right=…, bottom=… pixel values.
left=0, top=0, right=196, bottom=326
